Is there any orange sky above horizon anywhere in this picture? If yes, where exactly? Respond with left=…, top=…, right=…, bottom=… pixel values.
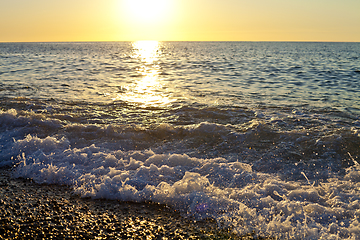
left=0, top=0, right=359, bottom=42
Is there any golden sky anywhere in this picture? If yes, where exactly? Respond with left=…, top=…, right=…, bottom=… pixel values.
left=0, top=0, right=359, bottom=42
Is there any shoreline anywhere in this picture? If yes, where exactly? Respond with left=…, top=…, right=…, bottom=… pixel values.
left=0, top=167, right=254, bottom=239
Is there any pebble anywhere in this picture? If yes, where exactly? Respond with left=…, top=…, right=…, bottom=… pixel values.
left=0, top=168, right=255, bottom=239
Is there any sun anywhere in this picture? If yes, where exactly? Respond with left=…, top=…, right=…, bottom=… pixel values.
left=122, top=0, right=170, bottom=24
left=117, top=0, right=176, bottom=40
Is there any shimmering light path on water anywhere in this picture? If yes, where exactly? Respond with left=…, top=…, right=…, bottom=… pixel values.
left=1, top=42, right=360, bottom=239
left=1, top=42, right=359, bottom=112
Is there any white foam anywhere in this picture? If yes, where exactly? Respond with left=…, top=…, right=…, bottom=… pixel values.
left=10, top=133, right=360, bottom=239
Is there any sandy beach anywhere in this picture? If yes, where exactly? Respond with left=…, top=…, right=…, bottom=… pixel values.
left=0, top=167, right=253, bottom=239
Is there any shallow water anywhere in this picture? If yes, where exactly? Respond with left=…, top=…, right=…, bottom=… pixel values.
left=1, top=41, right=360, bottom=239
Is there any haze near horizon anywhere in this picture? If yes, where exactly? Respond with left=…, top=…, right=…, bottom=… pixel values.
left=0, top=0, right=359, bottom=42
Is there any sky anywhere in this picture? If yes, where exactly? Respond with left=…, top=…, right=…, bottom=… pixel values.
left=0, top=0, right=359, bottom=42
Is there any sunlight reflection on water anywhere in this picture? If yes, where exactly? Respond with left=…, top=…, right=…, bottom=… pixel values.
left=114, top=41, right=174, bottom=107
left=133, top=40, right=160, bottom=64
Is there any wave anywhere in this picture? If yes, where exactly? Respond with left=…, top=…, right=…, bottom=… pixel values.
left=10, top=134, right=360, bottom=239
left=1, top=108, right=360, bottom=239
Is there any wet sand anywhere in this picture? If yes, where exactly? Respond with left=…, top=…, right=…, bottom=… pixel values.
left=0, top=167, right=258, bottom=239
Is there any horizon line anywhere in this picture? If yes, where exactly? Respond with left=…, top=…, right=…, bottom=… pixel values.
left=1, top=40, right=360, bottom=44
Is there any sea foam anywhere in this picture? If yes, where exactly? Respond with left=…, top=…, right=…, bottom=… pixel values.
left=10, top=132, right=360, bottom=239
left=2, top=40, right=360, bottom=239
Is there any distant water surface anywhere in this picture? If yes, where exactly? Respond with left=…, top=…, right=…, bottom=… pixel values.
left=1, top=42, right=359, bottom=111
left=1, top=42, right=360, bottom=239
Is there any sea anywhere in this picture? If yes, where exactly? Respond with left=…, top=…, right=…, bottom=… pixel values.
left=1, top=41, right=360, bottom=239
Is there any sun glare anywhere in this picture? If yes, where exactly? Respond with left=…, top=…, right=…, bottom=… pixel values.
left=123, top=0, right=170, bottom=24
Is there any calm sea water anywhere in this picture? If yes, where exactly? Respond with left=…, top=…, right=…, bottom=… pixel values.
left=1, top=42, right=360, bottom=239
